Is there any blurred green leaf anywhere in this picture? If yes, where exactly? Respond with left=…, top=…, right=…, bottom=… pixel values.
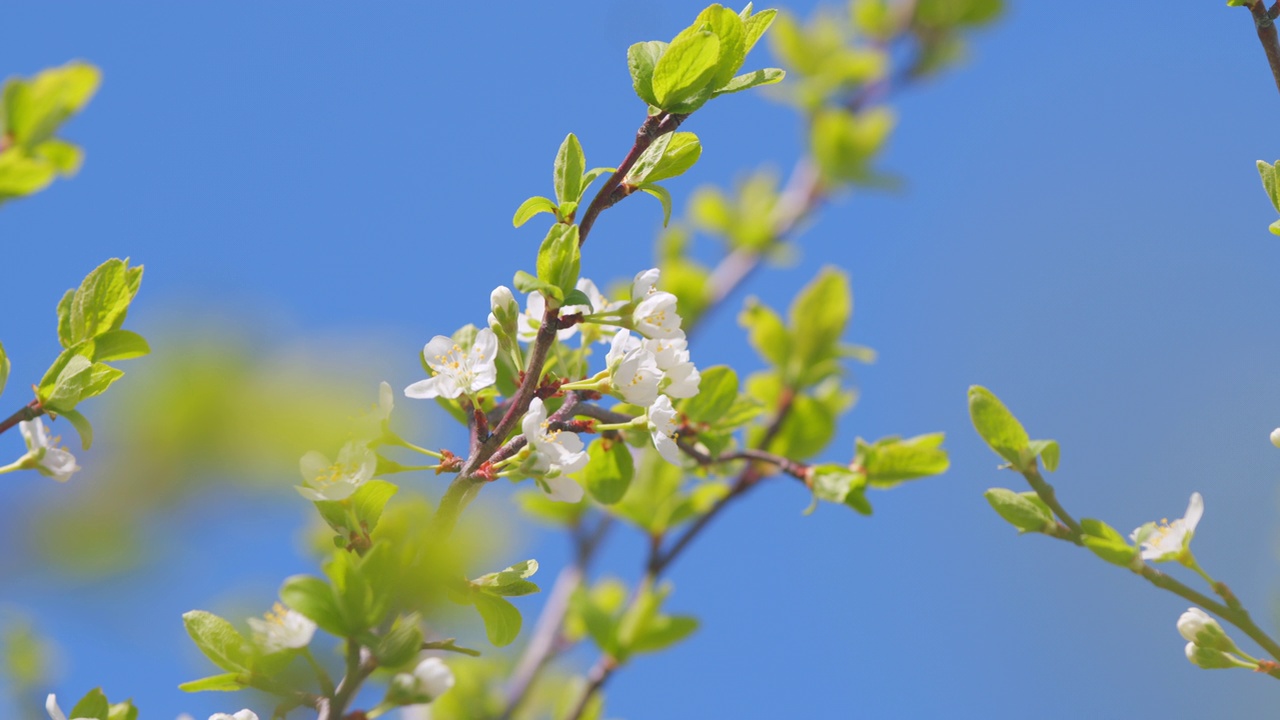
left=856, top=433, right=949, bottom=488
left=984, top=488, right=1052, bottom=533
left=681, top=365, right=738, bottom=424
left=472, top=593, right=522, bottom=647
left=178, top=673, right=245, bottom=693
left=280, top=575, right=347, bottom=637
left=182, top=611, right=251, bottom=674
left=582, top=437, right=635, bottom=505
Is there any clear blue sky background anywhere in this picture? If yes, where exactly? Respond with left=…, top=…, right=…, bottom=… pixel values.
left=2, top=1, right=1280, bottom=718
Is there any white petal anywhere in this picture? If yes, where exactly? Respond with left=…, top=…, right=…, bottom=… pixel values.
left=413, top=657, right=456, bottom=698
left=405, top=375, right=460, bottom=400
left=652, top=431, right=684, bottom=465
left=1184, top=492, right=1204, bottom=533
left=46, top=695, right=68, bottom=720
left=299, top=451, right=331, bottom=483
left=631, top=268, right=660, bottom=299
left=544, top=475, right=585, bottom=503
left=421, top=336, right=457, bottom=371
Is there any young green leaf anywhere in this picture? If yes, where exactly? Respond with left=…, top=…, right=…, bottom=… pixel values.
left=967, top=386, right=1031, bottom=467
left=651, top=28, right=721, bottom=111
left=1080, top=519, right=1139, bottom=567
left=638, top=184, right=674, bottom=227
left=513, top=196, right=557, bottom=227
left=279, top=575, right=347, bottom=637
left=857, top=433, right=950, bottom=488
left=351, top=479, right=399, bottom=534
left=472, top=593, right=522, bottom=646
left=69, top=689, right=110, bottom=720
left=535, top=223, right=581, bottom=298
left=739, top=297, right=790, bottom=368
left=512, top=270, right=565, bottom=304
left=376, top=613, right=426, bottom=667
left=629, top=132, right=703, bottom=186
left=809, top=464, right=866, bottom=506
left=472, top=559, right=541, bottom=597
left=698, top=4, right=747, bottom=89
left=629, top=614, right=699, bottom=655
left=983, top=488, right=1053, bottom=533
left=628, top=41, right=667, bottom=108
left=1026, top=439, right=1060, bottom=472
left=789, top=267, right=852, bottom=375
left=680, top=365, right=738, bottom=423
left=712, top=67, right=785, bottom=97
left=553, top=133, right=586, bottom=207
left=0, top=340, right=8, bottom=398
left=59, top=258, right=144, bottom=348
left=182, top=611, right=251, bottom=674
left=60, top=409, right=94, bottom=450
left=4, top=63, right=100, bottom=149
left=742, top=7, right=779, bottom=52
left=178, top=673, right=245, bottom=693
left=582, top=437, right=635, bottom=504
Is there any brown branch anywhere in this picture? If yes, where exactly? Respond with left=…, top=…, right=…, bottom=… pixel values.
left=1251, top=1, right=1280, bottom=99
left=0, top=400, right=44, bottom=436
left=564, top=655, right=618, bottom=720
left=577, top=112, right=687, bottom=247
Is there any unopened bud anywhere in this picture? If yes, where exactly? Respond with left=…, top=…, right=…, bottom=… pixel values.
left=1270, top=427, right=1280, bottom=448
left=1177, top=608, right=1240, bottom=653
left=1185, top=642, right=1249, bottom=670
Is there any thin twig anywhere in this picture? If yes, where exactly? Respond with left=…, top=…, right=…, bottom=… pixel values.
left=578, top=113, right=686, bottom=246
left=0, top=400, right=43, bottom=436
left=1250, top=1, right=1280, bottom=98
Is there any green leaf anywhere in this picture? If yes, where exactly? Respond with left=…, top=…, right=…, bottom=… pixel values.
left=107, top=702, right=138, bottom=720
left=856, top=433, right=950, bottom=488
left=554, top=133, right=586, bottom=207
left=967, top=386, right=1031, bottom=467
left=712, top=67, right=785, bottom=97
left=698, top=4, right=747, bottom=89
left=472, top=559, right=541, bottom=597
left=810, top=108, right=896, bottom=184
left=630, top=614, right=699, bottom=655
left=59, top=258, right=145, bottom=348
left=809, top=464, right=866, bottom=505
left=582, top=437, right=635, bottom=504
left=351, top=479, right=399, bottom=534
left=279, top=575, right=347, bottom=637
left=4, top=63, right=100, bottom=149
left=638, top=184, right=673, bottom=227
left=69, top=688, right=110, bottom=720
left=472, top=593, right=522, bottom=647
left=182, top=611, right=251, bottom=674
left=512, top=270, right=564, bottom=304
left=535, top=223, right=581, bottom=298
left=628, top=41, right=667, bottom=107
left=1257, top=160, right=1280, bottom=213
left=561, top=288, right=594, bottom=312
left=61, top=409, right=94, bottom=450
left=34, top=138, right=82, bottom=175
left=88, top=329, right=150, bottom=362
left=1026, top=439, right=1060, bottom=472
left=0, top=153, right=56, bottom=200
left=327, top=549, right=376, bottom=633
left=789, top=267, right=852, bottom=374
left=651, top=28, right=721, bottom=111
left=178, top=673, right=245, bottom=692
left=513, top=196, right=557, bottom=227
left=1079, top=521, right=1139, bottom=567
left=376, top=613, right=425, bottom=667
left=742, top=7, right=778, bottom=52
left=626, top=132, right=702, bottom=186
left=768, top=393, right=835, bottom=460
left=681, top=365, right=738, bottom=424
left=983, top=488, right=1053, bottom=533
left=739, top=297, right=789, bottom=368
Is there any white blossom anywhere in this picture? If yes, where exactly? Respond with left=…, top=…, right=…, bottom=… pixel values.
left=1177, top=607, right=1239, bottom=653
left=631, top=268, right=661, bottom=300
left=1271, top=427, right=1280, bottom=448
left=209, top=712, right=259, bottom=720
left=405, top=329, right=498, bottom=399
left=20, top=418, right=79, bottom=482
left=606, top=330, right=661, bottom=407
left=633, top=291, right=684, bottom=339
left=296, top=441, right=376, bottom=502
left=488, top=285, right=518, bottom=328
left=521, top=398, right=587, bottom=500
left=517, top=292, right=578, bottom=343
left=248, top=603, right=317, bottom=653
left=647, top=395, right=684, bottom=465
left=390, top=657, right=455, bottom=704
left=644, top=335, right=700, bottom=399
left=353, top=381, right=395, bottom=442
left=45, top=695, right=89, bottom=720
left=1130, top=492, right=1203, bottom=562
left=399, top=706, right=433, bottom=720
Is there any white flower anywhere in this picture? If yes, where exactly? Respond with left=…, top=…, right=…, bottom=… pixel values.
left=405, top=329, right=498, bottom=399
left=631, top=268, right=661, bottom=300
left=643, top=336, right=700, bottom=399
left=606, top=330, right=661, bottom=407
left=1271, top=427, right=1280, bottom=448
left=20, top=418, right=79, bottom=482
left=521, top=398, right=587, bottom=501
left=1130, top=492, right=1203, bottom=562
left=353, top=381, right=395, bottom=442
left=400, top=706, right=433, bottom=720
left=209, top=712, right=258, bottom=720
left=488, top=285, right=518, bottom=327
left=296, top=441, right=376, bottom=502
left=517, top=292, right=578, bottom=343
left=570, top=278, right=623, bottom=345
left=647, top=395, right=684, bottom=465
left=390, top=657, right=455, bottom=704
left=633, top=291, right=683, bottom=339
left=248, top=603, right=317, bottom=653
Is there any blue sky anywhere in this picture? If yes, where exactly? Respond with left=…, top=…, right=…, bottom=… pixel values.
left=2, top=1, right=1280, bottom=718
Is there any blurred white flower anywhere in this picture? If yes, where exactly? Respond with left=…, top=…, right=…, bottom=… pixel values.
left=389, top=657, right=456, bottom=704
left=248, top=603, right=317, bottom=653
left=405, top=330, right=498, bottom=400
left=208, top=712, right=258, bottom=720
left=20, top=418, right=79, bottom=482
left=1270, top=427, right=1280, bottom=448
left=296, top=441, right=376, bottom=502
left=1130, top=492, right=1203, bottom=562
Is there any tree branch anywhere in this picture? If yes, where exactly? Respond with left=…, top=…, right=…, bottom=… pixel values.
left=577, top=112, right=686, bottom=246
left=1250, top=1, right=1280, bottom=98
left=0, top=400, right=44, bottom=436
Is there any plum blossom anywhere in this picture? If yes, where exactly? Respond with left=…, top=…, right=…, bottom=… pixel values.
left=389, top=657, right=456, bottom=705
left=19, top=418, right=79, bottom=482
left=45, top=696, right=90, bottom=720
left=521, top=398, right=587, bottom=501
left=628, top=268, right=684, bottom=339
left=605, top=330, right=661, bottom=407
left=405, top=329, right=498, bottom=400
left=1130, top=492, right=1203, bottom=562
left=644, top=335, right=700, bottom=399
left=647, top=395, right=684, bottom=465
left=248, top=603, right=317, bottom=653
left=353, top=381, right=395, bottom=443
left=209, top=713, right=259, bottom=720
left=296, top=441, right=376, bottom=502
left=517, top=291, right=578, bottom=343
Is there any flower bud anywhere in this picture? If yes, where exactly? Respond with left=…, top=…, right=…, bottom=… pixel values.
left=489, top=285, right=519, bottom=339
left=1185, top=641, right=1249, bottom=670
left=386, top=657, right=455, bottom=705
left=1177, top=608, right=1240, bottom=654
left=1270, top=427, right=1280, bottom=448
